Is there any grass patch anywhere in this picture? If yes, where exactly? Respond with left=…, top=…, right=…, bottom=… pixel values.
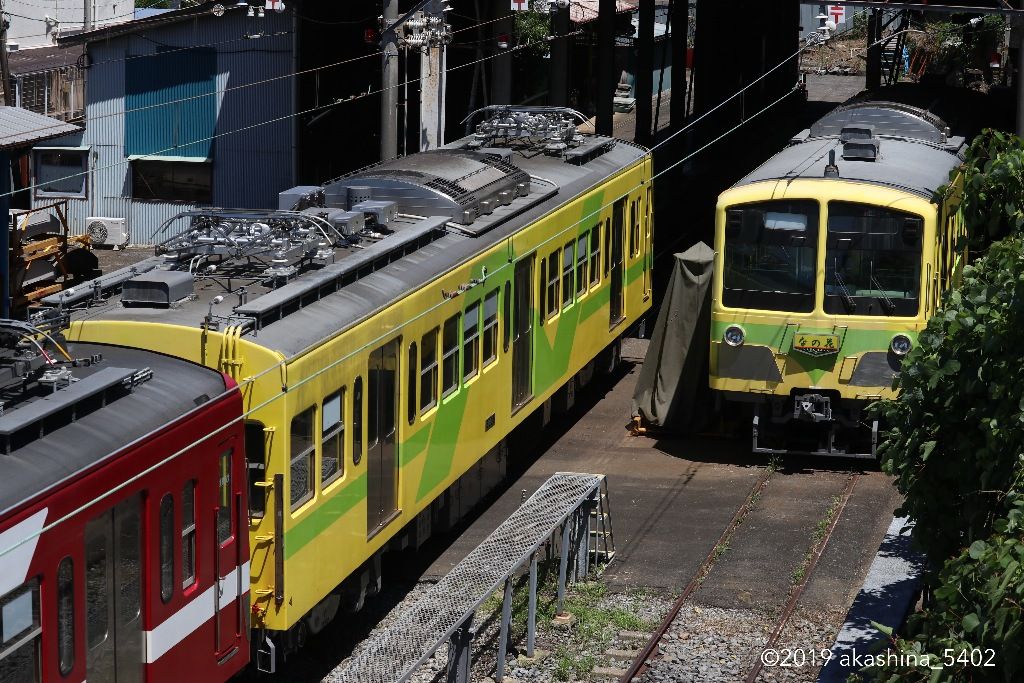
left=791, top=494, right=845, bottom=588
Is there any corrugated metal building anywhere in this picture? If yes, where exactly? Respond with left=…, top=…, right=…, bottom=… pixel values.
left=32, top=4, right=295, bottom=245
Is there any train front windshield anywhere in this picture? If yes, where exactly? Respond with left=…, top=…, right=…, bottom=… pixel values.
left=824, top=202, right=921, bottom=317
left=722, top=200, right=818, bottom=313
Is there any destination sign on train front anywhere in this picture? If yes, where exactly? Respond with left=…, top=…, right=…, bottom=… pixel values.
left=792, top=334, right=840, bottom=357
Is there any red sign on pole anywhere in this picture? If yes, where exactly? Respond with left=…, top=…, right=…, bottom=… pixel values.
left=512, top=0, right=529, bottom=10
left=828, top=4, right=846, bottom=25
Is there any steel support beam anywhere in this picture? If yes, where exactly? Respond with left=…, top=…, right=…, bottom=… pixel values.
left=866, top=9, right=882, bottom=90
left=635, top=0, right=655, bottom=146
left=550, top=1, right=570, bottom=107
left=596, top=0, right=616, bottom=135
left=669, top=0, right=687, bottom=128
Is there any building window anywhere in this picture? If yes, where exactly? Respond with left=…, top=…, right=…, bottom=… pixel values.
left=463, top=302, right=480, bottom=381
left=483, top=289, right=498, bottom=367
left=182, top=481, right=196, bottom=589
left=34, top=149, right=87, bottom=197
left=407, top=344, right=417, bottom=425
left=353, top=377, right=363, bottom=465
left=322, top=389, right=345, bottom=487
left=589, top=226, right=601, bottom=287
left=159, top=495, right=174, bottom=603
left=57, top=558, right=74, bottom=676
left=576, top=234, right=588, bottom=296
left=420, top=329, right=439, bottom=413
left=562, top=242, right=574, bottom=308
left=546, top=252, right=560, bottom=318
left=131, top=160, right=212, bottom=204
left=245, top=421, right=266, bottom=518
left=290, top=408, right=315, bottom=510
left=0, top=579, right=41, bottom=683
left=442, top=314, right=460, bottom=397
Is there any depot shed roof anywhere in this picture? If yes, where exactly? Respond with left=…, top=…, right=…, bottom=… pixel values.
left=0, top=106, right=81, bottom=150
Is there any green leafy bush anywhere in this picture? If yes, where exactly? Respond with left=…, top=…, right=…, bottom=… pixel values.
left=959, top=130, right=1024, bottom=244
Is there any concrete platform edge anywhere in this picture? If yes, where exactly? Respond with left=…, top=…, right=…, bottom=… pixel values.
left=817, top=516, right=927, bottom=683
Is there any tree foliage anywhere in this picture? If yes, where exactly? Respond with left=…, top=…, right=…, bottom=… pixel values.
left=869, top=133, right=1024, bottom=681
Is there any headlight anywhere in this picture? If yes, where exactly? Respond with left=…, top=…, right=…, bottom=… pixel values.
left=890, top=334, right=912, bottom=356
left=724, top=325, right=745, bottom=347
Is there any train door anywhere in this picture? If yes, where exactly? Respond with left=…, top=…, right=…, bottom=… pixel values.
left=367, top=339, right=400, bottom=536
left=610, top=198, right=626, bottom=326
left=85, top=495, right=142, bottom=683
left=214, top=447, right=241, bottom=659
left=512, top=255, right=535, bottom=411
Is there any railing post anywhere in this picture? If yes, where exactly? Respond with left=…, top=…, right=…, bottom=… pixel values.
left=527, top=552, right=538, bottom=657
left=446, top=613, right=475, bottom=683
left=495, top=577, right=514, bottom=682
left=556, top=518, right=572, bottom=614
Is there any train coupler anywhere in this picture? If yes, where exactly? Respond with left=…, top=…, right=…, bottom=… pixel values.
left=793, top=393, right=832, bottom=422
left=255, top=631, right=277, bottom=674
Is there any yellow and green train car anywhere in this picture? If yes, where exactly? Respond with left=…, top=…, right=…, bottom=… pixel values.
left=49, top=107, right=652, bottom=669
left=710, top=100, right=966, bottom=457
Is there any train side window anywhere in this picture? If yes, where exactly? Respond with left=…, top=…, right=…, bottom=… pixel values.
left=0, top=579, right=41, bottom=682
left=562, top=242, right=574, bottom=308
left=463, top=302, right=480, bottom=382
left=244, top=421, right=266, bottom=518
left=576, top=234, right=588, bottom=296
left=57, top=558, right=74, bottom=676
left=442, top=313, right=460, bottom=397
left=322, top=389, right=345, bottom=487
left=546, top=252, right=560, bottom=319
left=290, top=408, right=315, bottom=510
left=538, top=259, right=547, bottom=325
left=159, top=494, right=174, bottom=603
left=590, top=227, right=601, bottom=287
left=353, top=377, right=363, bottom=465
left=483, top=289, right=498, bottom=367
left=218, top=451, right=233, bottom=542
left=182, top=481, right=196, bottom=589
left=502, top=282, right=511, bottom=353
left=629, top=199, right=636, bottom=256
left=406, top=344, right=417, bottom=426
left=420, top=330, right=438, bottom=413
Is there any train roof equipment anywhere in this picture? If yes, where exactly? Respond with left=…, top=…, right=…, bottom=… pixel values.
left=43, top=106, right=647, bottom=357
left=0, top=312, right=230, bottom=516
left=736, top=100, right=967, bottom=199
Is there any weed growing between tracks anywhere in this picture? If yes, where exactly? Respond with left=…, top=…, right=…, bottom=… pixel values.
left=791, top=493, right=845, bottom=587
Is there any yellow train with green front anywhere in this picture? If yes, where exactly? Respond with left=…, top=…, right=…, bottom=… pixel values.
left=49, top=108, right=652, bottom=669
left=710, top=100, right=966, bottom=458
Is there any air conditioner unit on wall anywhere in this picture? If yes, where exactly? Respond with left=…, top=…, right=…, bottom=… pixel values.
left=86, top=217, right=128, bottom=248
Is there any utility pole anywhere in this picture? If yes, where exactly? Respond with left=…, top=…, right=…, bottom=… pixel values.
left=635, top=0, right=654, bottom=146
left=381, top=0, right=399, bottom=160
left=669, top=0, right=687, bottom=129
left=411, top=1, right=451, bottom=150
left=549, top=0, right=569, bottom=107
left=493, top=4, right=512, bottom=105
left=0, top=0, right=14, bottom=107
left=596, top=0, right=615, bottom=135
left=84, top=0, right=93, bottom=32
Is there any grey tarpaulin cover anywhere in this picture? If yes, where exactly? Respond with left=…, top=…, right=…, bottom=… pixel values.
left=631, top=241, right=713, bottom=430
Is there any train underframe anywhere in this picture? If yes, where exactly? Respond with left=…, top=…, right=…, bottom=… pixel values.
left=720, top=389, right=879, bottom=460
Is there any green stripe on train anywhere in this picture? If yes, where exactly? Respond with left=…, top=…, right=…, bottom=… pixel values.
left=285, top=472, right=367, bottom=559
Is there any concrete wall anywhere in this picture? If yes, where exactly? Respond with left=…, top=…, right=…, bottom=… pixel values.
left=7, top=1, right=126, bottom=50
left=32, top=10, right=296, bottom=244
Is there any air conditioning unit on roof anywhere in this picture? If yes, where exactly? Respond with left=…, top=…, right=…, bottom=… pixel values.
left=86, top=217, right=128, bottom=249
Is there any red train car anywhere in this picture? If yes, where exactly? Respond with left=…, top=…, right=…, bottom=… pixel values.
left=0, top=333, right=249, bottom=683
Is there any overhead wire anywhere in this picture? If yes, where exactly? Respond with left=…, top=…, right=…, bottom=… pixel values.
left=0, top=18, right=855, bottom=556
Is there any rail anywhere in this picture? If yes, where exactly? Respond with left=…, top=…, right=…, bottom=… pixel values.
left=327, top=472, right=616, bottom=683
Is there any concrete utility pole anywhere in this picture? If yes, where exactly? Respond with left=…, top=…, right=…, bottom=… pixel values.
left=549, top=0, right=570, bottom=107
left=596, top=0, right=615, bottom=135
left=381, top=0, right=399, bottom=161
left=417, top=2, right=449, bottom=151
left=0, top=0, right=15, bottom=107
left=635, top=0, right=654, bottom=146
left=84, top=0, right=93, bottom=32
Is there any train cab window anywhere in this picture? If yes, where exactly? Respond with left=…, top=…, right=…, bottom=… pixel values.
left=1, top=579, right=41, bottom=682
left=722, top=200, right=818, bottom=313
left=159, top=495, right=174, bottom=602
left=502, top=282, right=511, bottom=353
left=546, top=252, right=560, bottom=319
left=483, top=289, right=499, bottom=367
left=290, top=408, right=315, bottom=510
left=218, top=451, right=233, bottom=542
left=353, top=377, right=363, bottom=465
left=182, top=481, right=196, bottom=589
left=245, top=421, right=267, bottom=518
left=57, top=558, right=74, bottom=676
left=824, top=201, right=922, bottom=317
left=576, top=235, right=588, bottom=296
left=463, top=302, right=480, bottom=381
left=589, top=227, right=601, bottom=287
left=562, top=243, right=574, bottom=308
left=442, top=314, right=460, bottom=397
left=322, top=389, right=345, bottom=487
left=420, top=329, right=439, bottom=413
left=406, top=345, right=417, bottom=425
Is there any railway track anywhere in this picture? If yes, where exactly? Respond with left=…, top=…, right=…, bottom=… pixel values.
left=620, top=469, right=861, bottom=683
